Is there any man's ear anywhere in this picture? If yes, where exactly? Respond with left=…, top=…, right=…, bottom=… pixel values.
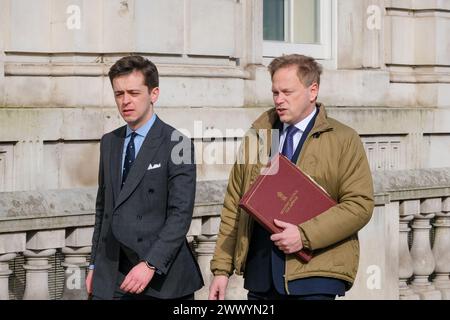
left=309, top=82, right=319, bottom=102
left=150, top=87, right=160, bottom=104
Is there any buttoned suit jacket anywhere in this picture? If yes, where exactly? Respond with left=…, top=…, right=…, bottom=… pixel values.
left=90, top=116, right=203, bottom=299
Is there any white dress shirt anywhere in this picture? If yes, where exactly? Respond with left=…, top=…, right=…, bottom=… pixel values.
left=278, top=107, right=317, bottom=153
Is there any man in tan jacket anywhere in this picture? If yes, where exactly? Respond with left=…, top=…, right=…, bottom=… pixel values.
left=209, top=54, right=374, bottom=300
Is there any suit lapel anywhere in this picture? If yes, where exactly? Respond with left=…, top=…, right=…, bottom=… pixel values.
left=110, top=126, right=126, bottom=204
left=114, top=117, right=165, bottom=210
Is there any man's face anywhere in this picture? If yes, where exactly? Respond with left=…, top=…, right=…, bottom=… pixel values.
left=112, top=70, right=159, bottom=130
left=271, top=66, right=318, bottom=125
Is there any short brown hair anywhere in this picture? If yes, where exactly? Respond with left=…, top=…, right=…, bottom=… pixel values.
left=268, top=54, right=322, bottom=86
left=108, top=55, right=159, bottom=90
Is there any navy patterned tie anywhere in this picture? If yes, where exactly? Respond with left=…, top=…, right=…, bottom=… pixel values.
left=121, top=132, right=137, bottom=188
left=281, top=125, right=299, bottom=160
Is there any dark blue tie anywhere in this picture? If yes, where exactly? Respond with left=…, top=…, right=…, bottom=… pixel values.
left=272, top=124, right=299, bottom=293
left=281, top=125, right=299, bottom=160
left=121, top=132, right=137, bottom=188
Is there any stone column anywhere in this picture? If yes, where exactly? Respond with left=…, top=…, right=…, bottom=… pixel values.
left=187, top=217, right=201, bottom=247
left=194, top=233, right=218, bottom=300
left=23, top=249, right=56, bottom=300
left=194, top=216, right=247, bottom=300
left=0, top=233, right=26, bottom=300
left=61, top=247, right=91, bottom=300
left=60, top=227, right=93, bottom=300
left=398, top=200, right=419, bottom=300
left=410, top=199, right=442, bottom=300
left=194, top=215, right=221, bottom=300
left=23, top=230, right=65, bottom=300
left=432, top=197, right=450, bottom=300
left=0, top=253, right=16, bottom=300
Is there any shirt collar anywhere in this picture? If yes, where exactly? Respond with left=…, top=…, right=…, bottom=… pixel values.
left=283, top=107, right=317, bottom=133
left=125, top=113, right=157, bottom=138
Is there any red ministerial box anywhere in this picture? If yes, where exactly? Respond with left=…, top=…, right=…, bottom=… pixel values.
left=238, top=154, right=337, bottom=262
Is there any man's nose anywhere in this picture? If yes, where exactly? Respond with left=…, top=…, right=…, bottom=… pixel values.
left=275, top=94, right=285, bottom=104
left=123, top=93, right=131, bottom=104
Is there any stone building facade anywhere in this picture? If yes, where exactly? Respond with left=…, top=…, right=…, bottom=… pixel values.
left=0, top=0, right=449, bottom=300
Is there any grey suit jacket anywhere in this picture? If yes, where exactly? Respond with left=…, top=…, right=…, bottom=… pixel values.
left=90, top=116, right=203, bottom=299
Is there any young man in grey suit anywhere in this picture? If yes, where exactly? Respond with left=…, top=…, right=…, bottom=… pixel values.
left=86, top=55, right=203, bottom=300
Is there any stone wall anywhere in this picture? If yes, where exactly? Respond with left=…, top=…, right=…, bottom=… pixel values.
left=1, top=0, right=449, bottom=194
left=0, top=0, right=449, bottom=300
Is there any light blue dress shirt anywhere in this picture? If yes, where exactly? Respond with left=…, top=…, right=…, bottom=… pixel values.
left=122, top=113, right=157, bottom=170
